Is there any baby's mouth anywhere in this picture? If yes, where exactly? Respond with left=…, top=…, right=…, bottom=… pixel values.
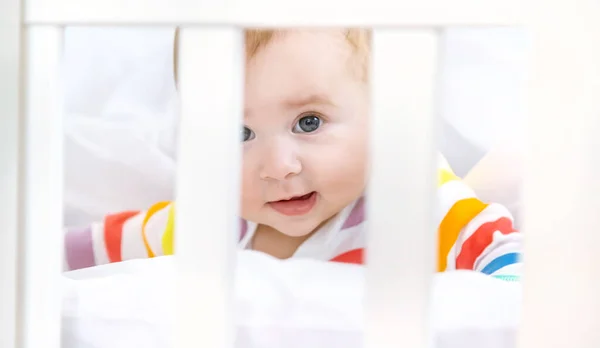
left=278, top=192, right=314, bottom=202
left=268, top=192, right=317, bottom=216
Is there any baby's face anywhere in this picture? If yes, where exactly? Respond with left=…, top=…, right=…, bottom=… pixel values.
left=241, top=30, right=369, bottom=237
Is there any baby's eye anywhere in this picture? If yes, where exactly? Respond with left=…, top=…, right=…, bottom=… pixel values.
left=242, top=126, right=255, bottom=142
left=292, top=114, right=322, bottom=133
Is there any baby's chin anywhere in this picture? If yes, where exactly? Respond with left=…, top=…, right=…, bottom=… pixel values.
left=277, top=224, right=319, bottom=238
left=269, top=213, right=336, bottom=238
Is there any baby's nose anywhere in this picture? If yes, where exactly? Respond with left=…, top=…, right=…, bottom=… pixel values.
left=259, top=145, right=302, bottom=181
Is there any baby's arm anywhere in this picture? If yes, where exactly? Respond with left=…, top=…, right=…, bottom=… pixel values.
left=437, top=155, right=522, bottom=278
left=63, top=202, right=175, bottom=271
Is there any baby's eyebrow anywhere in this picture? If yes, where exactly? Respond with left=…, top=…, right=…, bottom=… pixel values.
left=283, top=94, right=335, bottom=109
left=244, top=93, right=335, bottom=118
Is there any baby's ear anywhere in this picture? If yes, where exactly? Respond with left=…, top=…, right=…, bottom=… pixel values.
left=173, top=27, right=179, bottom=88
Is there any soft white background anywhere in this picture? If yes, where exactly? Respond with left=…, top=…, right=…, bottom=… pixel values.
left=62, top=27, right=528, bottom=227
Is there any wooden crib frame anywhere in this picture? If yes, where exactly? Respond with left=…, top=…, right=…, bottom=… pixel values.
left=1, top=0, right=600, bottom=347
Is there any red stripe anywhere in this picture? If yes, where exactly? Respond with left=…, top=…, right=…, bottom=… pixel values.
left=104, top=211, right=139, bottom=263
left=330, top=248, right=364, bottom=265
left=456, top=217, right=517, bottom=270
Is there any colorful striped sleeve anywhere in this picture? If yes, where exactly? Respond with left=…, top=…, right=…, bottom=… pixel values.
left=436, top=155, right=522, bottom=278
left=63, top=202, right=175, bottom=271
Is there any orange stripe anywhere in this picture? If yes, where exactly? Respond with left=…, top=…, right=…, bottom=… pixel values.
left=437, top=198, right=487, bottom=272
left=141, top=201, right=171, bottom=258
left=104, top=211, right=139, bottom=263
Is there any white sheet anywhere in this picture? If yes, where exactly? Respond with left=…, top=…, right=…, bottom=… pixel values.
left=62, top=251, right=522, bottom=348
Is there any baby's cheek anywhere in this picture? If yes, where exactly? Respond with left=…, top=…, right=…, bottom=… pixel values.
left=239, top=189, right=261, bottom=222
left=336, top=135, right=368, bottom=177
left=337, top=136, right=368, bottom=189
left=315, top=143, right=367, bottom=200
left=239, top=164, right=261, bottom=216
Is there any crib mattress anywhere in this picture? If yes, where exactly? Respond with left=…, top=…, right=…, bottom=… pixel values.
left=62, top=251, right=521, bottom=348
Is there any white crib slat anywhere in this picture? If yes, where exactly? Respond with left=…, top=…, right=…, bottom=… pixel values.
left=21, top=26, right=64, bottom=348
left=365, top=30, right=438, bottom=348
left=0, top=0, right=22, bottom=346
left=519, top=1, right=600, bottom=347
left=233, top=0, right=521, bottom=27
left=24, top=0, right=520, bottom=26
left=174, top=27, right=242, bottom=348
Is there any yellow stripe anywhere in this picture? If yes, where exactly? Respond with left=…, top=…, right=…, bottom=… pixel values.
left=161, top=204, right=175, bottom=255
left=438, top=168, right=459, bottom=187
left=141, top=201, right=171, bottom=258
left=437, top=198, right=487, bottom=272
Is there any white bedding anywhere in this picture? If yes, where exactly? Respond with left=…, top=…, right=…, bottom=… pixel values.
left=62, top=251, right=522, bottom=348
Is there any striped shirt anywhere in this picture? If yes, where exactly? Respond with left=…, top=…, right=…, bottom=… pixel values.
left=64, top=154, right=522, bottom=277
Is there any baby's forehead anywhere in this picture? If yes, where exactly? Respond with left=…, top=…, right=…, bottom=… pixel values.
left=247, top=30, right=352, bottom=67
left=246, top=30, right=367, bottom=80
left=244, top=31, right=365, bottom=111
left=246, top=29, right=348, bottom=54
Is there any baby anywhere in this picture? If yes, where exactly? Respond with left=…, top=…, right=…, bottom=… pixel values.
left=64, top=29, right=522, bottom=279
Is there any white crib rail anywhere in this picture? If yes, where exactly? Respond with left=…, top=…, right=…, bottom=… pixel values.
left=174, top=27, right=243, bottom=348
left=24, top=0, right=520, bottom=26
left=366, top=29, right=438, bottom=348
left=1, top=2, right=65, bottom=346
left=20, top=26, right=65, bottom=348
left=518, top=1, right=600, bottom=347
left=5, top=0, right=600, bottom=348
left=0, top=1, right=22, bottom=346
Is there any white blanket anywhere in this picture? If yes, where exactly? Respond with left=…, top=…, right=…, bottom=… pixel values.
left=62, top=251, right=522, bottom=348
